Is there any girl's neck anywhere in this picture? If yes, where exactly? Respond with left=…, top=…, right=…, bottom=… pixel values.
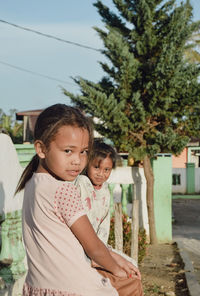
left=93, top=184, right=103, bottom=190
left=38, top=160, right=64, bottom=181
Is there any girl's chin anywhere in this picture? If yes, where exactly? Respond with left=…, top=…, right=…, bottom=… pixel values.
left=65, top=175, right=79, bottom=181
left=93, top=184, right=103, bottom=189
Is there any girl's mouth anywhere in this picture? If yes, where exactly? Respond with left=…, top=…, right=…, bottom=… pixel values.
left=95, top=177, right=104, bottom=182
left=68, top=170, right=80, bottom=176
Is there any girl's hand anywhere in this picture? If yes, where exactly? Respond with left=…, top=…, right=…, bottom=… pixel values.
left=111, top=251, right=141, bottom=280
left=112, top=266, right=128, bottom=278
left=91, top=259, right=127, bottom=278
left=125, top=261, right=141, bottom=280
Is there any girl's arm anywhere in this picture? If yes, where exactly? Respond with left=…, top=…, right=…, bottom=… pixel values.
left=55, top=183, right=127, bottom=277
left=70, top=215, right=127, bottom=278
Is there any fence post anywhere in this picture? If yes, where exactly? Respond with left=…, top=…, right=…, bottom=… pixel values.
left=131, top=184, right=139, bottom=265
left=114, top=203, right=123, bottom=252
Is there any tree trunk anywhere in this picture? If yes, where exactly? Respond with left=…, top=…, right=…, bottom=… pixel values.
left=143, top=155, right=157, bottom=244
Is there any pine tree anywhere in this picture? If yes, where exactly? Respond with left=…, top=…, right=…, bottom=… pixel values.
left=63, top=0, right=200, bottom=244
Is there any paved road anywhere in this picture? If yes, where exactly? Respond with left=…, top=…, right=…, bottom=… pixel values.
left=172, top=199, right=200, bottom=285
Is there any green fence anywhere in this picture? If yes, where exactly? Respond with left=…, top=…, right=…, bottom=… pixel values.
left=14, top=144, right=35, bottom=168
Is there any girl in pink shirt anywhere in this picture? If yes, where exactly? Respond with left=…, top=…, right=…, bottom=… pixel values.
left=16, top=104, right=130, bottom=296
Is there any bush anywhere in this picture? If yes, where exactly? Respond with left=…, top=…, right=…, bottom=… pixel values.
left=108, top=213, right=147, bottom=263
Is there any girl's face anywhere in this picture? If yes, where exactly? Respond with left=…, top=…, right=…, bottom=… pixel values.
left=36, top=125, right=89, bottom=182
left=87, top=156, right=113, bottom=189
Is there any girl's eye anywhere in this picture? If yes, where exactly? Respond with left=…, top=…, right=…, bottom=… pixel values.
left=92, top=165, right=99, bottom=169
left=65, top=149, right=72, bottom=154
left=81, top=150, right=88, bottom=155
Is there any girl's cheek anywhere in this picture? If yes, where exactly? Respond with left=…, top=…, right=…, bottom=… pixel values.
left=83, top=156, right=88, bottom=165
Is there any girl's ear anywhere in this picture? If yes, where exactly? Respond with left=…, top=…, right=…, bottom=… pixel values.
left=34, top=140, right=46, bottom=159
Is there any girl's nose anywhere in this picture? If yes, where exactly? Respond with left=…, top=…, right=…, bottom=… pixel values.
left=72, top=155, right=81, bottom=165
left=97, top=169, right=103, bottom=176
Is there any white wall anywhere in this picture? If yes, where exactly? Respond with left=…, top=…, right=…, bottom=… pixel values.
left=172, top=168, right=186, bottom=194
left=172, top=167, right=200, bottom=194
left=195, top=168, right=200, bottom=193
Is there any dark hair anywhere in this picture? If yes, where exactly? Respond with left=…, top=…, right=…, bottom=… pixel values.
left=86, top=138, right=117, bottom=172
left=16, top=104, right=93, bottom=193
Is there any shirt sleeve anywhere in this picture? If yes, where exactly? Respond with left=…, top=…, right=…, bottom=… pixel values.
left=54, top=182, right=86, bottom=227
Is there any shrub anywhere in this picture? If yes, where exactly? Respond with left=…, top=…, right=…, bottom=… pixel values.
left=108, top=213, right=147, bottom=263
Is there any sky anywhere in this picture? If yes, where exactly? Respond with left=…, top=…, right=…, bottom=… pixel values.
left=0, top=0, right=199, bottom=114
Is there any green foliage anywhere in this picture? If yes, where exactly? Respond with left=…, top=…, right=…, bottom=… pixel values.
left=138, top=228, right=148, bottom=263
left=108, top=213, right=148, bottom=263
left=108, top=216, right=115, bottom=248
left=0, top=109, right=23, bottom=143
left=63, top=0, right=200, bottom=159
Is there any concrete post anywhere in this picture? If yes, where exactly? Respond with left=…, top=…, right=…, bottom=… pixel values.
left=186, top=162, right=195, bottom=194
left=152, top=154, right=172, bottom=243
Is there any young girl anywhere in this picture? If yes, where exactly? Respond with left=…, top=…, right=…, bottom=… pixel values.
left=16, top=104, right=129, bottom=296
left=76, top=139, right=143, bottom=296
left=75, top=139, right=116, bottom=245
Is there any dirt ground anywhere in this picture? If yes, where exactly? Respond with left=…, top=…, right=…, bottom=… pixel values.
left=139, top=242, right=189, bottom=296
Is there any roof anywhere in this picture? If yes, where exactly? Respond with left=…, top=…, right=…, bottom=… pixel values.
left=16, top=109, right=43, bottom=120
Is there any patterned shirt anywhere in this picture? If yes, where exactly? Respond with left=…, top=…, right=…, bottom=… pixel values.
left=22, top=173, right=118, bottom=296
left=75, top=175, right=110, bottom=245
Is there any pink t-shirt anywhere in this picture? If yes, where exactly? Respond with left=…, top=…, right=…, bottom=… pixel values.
left=22, top=173, right=118, bottom=296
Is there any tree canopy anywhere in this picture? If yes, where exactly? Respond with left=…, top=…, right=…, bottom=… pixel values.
left=63, top=0, right=200, bottom=243
left=0, top=109, right=23, bottom=143
left=64, top=0, right=200, bottom=161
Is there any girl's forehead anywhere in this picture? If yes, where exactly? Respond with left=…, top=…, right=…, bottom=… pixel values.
left=57, top=125, right=88, bottom=136
left=53, top=125, right=89, bottom=146
left=91, top=156, right=113, bottom=166
left=57, top=124, right=87, bottom=133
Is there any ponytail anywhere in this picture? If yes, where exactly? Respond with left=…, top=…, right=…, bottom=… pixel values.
left=15, top=154, right=39, bottom=194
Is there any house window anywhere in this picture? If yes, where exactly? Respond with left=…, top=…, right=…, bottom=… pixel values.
left=172, top=174, right=181, bottom=185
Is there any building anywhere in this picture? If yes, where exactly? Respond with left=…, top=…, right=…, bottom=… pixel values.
left=16, top=109, right=43, bottom=143
left=172, top=138, right=200, bottom=168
